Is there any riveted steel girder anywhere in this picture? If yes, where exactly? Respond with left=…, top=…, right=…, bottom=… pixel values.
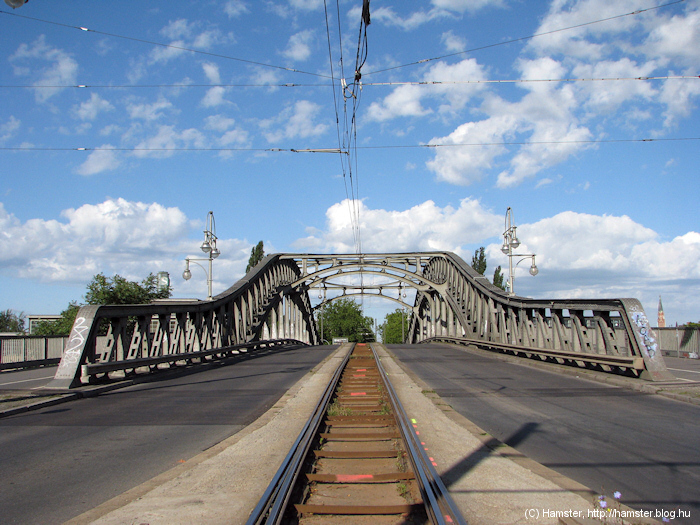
left=49, top=251, right=673, bottom=388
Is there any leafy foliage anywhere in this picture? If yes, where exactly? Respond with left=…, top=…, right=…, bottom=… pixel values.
left=317, top=298, right=375, bottom=343
left=31, top=274, right=171, bottom=336
left=381, top=308, right=410, bottom=344
left=471, top=247, right=487, bottom=275
left=246, top=240, right=265, bottom=273
left=32, top=303, right=79, bottom=336
left=85, top=273, right=171, bottom=305
left=493, top=265, right=506, bottom=290
left=0, top=309, right=25, bottom=333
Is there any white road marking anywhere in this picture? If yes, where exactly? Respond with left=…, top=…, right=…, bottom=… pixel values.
left=0, top=375, right=54, bottom=386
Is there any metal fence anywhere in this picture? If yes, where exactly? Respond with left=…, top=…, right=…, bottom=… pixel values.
left=656, top=327, right=700, bottom=357
left=0, top=335, right=68, bottom=369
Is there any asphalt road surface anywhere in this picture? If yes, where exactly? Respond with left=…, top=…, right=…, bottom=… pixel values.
left=0, top=344, right=336, bottom=525
left=663, top=355, right=700, bottom=382
left=389, top=343, right=700, bottom=524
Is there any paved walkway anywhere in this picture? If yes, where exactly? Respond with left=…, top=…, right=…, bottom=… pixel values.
left=63, top=344, right=661, bottom=525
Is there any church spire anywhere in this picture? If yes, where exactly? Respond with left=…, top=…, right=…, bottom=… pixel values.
left=657, top=296, right=666, bottom=328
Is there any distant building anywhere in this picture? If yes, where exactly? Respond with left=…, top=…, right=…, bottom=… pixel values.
left=657, top=297, right=666, bottom=328
left=26, top=315, right=62, bottom=335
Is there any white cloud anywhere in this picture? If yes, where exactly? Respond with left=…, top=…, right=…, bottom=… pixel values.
left=202, top=86, right=228, bottom=108
left=10, top=35, right=78, bottom=102
left=571, top=59, right=658, bottom=114
left=220, top=128, right=250, bottom=147
left=357, top=6, right=452, bottom=31
left=282, top=30, right=314, bottom=62
left=431, top=0, right=505, bottom=13
left=224, top=0, right=249, bottom=18
left=200, top=63, right=230, bottom=107
left=644, top=7, right=700, bottom=69
left=367, top=57, right=488, bottom=121
left=0, top=199, right=186, bottom=281
left=426, top=113, right=517, bottom=185
left=261, top=100, right=328, bottom=142
left=160, top=19, right=193, bottom=40
left=0, top=116, right=21, bottom=143
left=294, top=198, right=501, bottom=254
left=0, top=199, right=255, bottom=299
left=425, top=57, right=594, bottom=187
left=526, top=0, right=642, bottom=60
left=127, top=97, right=174, bottom=121
left=202, top=62, right=221, bottom=84
left=441, top=30, right=466, bottom=52
left=75, top=145, right=121, bottom=176
left=288, top=0, right=324, bottom=11
left=132, top=125, right=206, bottom=158
left=486, top=212, right=700, bottom=308
left=204, top=115, right=236, bottom=132
left=74, top=93, right=114, bottom=121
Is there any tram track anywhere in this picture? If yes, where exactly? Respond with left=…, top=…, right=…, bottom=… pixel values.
left=247, top=343, right=466, bottom=525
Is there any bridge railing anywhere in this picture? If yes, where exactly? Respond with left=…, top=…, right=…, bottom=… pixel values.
left=0, top=335, right=67, bottom=370
left=48, top=255, right=319, bottom=389
left=410, top=252, right=674, bottom=381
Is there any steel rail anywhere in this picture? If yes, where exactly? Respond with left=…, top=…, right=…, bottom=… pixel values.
left=245, top=345, right=352, bottom=525
left=371, top=343, right=468, bottom=525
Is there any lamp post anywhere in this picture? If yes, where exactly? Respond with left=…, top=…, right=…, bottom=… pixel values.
left=4, top=0, right=29, bottom=8
left=183, top=211, right=220, bottom=300
left=501, top=207, right=538, bottom=296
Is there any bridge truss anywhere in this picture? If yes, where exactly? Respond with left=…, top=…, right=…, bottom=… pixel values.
left=49, top=252, right=672, bottom=389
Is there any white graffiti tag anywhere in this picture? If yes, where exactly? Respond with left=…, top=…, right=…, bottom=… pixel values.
left=59, top=317, right=89, bottom=367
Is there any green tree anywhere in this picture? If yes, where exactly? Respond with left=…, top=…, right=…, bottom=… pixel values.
left=33, top=274, right=172, bottom=336
left=317, top=298, right=375, bottom=343
left=246, top=240, right=265, bottom=273
left=0, top=309, right=25, bottom=333
left=380, top=308, right=410, bottom=344
left=85, top=273, right=171, bottom=305
left=493, top=265, right=506, bottom=291
left=471, top=246, right=487, bottom=275
left=33, top=302, right=79, bottom=336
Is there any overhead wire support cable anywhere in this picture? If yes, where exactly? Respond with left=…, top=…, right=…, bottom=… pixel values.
left=362, top=0, right=687, bottom=77
left=2, top=75, right=698, bottom=91
left=359, top=75, right=699, bottom=86
left=3, top=137, right=699, bottom=153
left=0, top=9, right=333, bottom=80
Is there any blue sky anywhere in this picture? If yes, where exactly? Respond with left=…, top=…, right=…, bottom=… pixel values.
left=1, top=0, right=698, bottom=327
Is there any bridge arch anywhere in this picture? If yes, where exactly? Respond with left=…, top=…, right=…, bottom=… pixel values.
left=50, top=251, right=674, bottom=389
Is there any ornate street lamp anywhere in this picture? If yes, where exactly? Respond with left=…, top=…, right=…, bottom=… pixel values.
left=4, top=0, right=29, bottom=8
left=183, top=211, right=220, bottom=300
left=502, top=207, right=538, bottom=296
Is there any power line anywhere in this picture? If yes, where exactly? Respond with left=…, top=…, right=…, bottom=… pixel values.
left=363, top=0, right=687, bottom=77
left=1, top=75, right=698, bottom=90
left=0, top=9, right=333, bottom=80
left=3, top=137, right=697, bottom=153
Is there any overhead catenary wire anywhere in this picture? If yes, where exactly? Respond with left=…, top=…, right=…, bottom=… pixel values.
left=323, top=0, right=358, bottom=255
left=1, top=74, right=698, bottom=91
left=4, top=136, right=697, bottom=153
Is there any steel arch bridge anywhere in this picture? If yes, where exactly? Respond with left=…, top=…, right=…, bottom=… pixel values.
left=49, top=252, right=673, bottom=389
